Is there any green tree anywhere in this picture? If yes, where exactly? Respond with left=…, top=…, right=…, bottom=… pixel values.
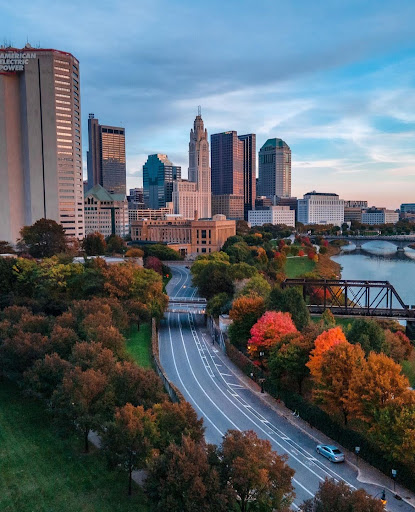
left=347, top=318, right=386, bottom=355
left=236, top=273, right=271, bottom=299
left=0, top=240, right=15, bottom=254
left=102, top=403, right=158, bottom=495
left=19, top=218, right=68, bottom=258
left=268, top=287, right=310, bottom=330
left=220, top=430, right=295, bottom=512
left=106, top=234, right=126, bottom=254
left=207, top=292, right=231, bottom=317
left=82, top=232, right=107, bottom=255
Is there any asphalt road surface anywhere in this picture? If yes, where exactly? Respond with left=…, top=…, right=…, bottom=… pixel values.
left=160, top=264, right=414, bottom=511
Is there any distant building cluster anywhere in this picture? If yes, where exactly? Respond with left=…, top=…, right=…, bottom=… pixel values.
left=0, top=44, right=410, bottom=251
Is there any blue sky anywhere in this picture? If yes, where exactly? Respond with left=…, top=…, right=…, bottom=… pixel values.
left=2, top=0, right=415, bottom=208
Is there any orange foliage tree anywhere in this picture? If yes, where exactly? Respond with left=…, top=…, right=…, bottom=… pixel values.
left=306, top=326, right=347, bottom=380
left=248, top=311, right=297, bottom=361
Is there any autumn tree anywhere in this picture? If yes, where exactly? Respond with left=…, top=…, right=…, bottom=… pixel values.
left=0, top=331, right=50, bottom=376
left=236, top=273, right=271, bottom=299
left=248, top=311, right=298, bottom=361
left=24, top=353, right=72, bottom=399
left=153, top=400, right=205, bottom=450
left=220, top=430, right=295, bottom=512
left=48, top=324, right=79, bottom=359
left=82, top=232, right=107, bottom=255
left=228, top=295, right=266, bottom=350
left=146, top=436, right=229, bottom=512
left=268, top=332, right=314, bottom=395
left=125, top=248, right=144, bottom=258
left=347, top=318, right=386, bottom=355
left=69, top=341, right=117, bottom=374
left=347, top=352, right=411, bottom=425
left=52, top=366, right=113, bottom=452
left=102, top=403, right=158, bottom=495
left=111, top=361, right=166, bottom=409
left=383, top=329, right=412, bottom=362
left=268, top=287, right=310, bottom=330
left=106, top=234, right=126, bottom=254
left=306, top=327, right=347, bottom=380
left=313, top=342, right=366, bottom=425
left=19, top=218, right=68, bottom=258
left=144, top=255, right=163, bottom=275
left=300, top=478, right=385, bottom=512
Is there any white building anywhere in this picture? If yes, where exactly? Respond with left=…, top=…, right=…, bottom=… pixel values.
left=248, top=206, right=295, bottom=227
left=84, top=184, right=129, bottom=237
left=297, top=192, right=344, bottom=225
left=362, top=208, right=399, bottom=225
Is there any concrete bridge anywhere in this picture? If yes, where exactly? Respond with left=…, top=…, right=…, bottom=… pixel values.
left=321, top=235, right=415, bottom=252
left=167, top=297, right=207, bottom=314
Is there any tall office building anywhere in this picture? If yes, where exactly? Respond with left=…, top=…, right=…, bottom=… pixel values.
left=87, top=114, right=126, bottom=195
left=297, top=192, right=344, bottom=225
left=173, top=111, right=211, bottom=219
left=143, top=154, right=181, bottom=209
left=0, top=45, right=84, bottom=243
left=210, top=131, right=244, bottom=219
left=258, top=138, right=291, bottom=198
left=238, top=134, right=256, bottom=220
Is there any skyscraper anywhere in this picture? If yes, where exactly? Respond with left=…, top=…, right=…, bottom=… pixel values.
left=0, top=45, right=84, bottom=243
left=173, top=110, right=211, bottom=219
left=258, top=138, right=291, bottom=199
left=210, top=131, right=244, bottom=219
left=143, top=154, right=181, bottom=209
left=238, top=133, right=256, bottom=220
left=87, top=114, right=126, bottom=195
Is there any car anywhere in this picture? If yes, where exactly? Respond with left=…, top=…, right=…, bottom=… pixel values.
left=316, top=444, right=345, bottom=463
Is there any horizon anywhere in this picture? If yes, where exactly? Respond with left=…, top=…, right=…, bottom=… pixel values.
left=2, top=0, right=415, bottom=209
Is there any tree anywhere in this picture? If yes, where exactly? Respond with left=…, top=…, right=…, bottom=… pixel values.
left=207, top=292, right=231, bottom=317
left=125, top=248, right=144, bottom=258
left=106, top=234, right=126, bottom=254
left=268, top=287, right=310, bottom=330
left=268, top=333, right=314, bottom=395
left=19, top=218, right=67, bottom=258
left=24, top=353, right=72, bottom=399
left=228, top=262, right=257, bottom=280
left=48, top=324, right=79, bottom=359
left=52, top=366, right=113, bottom=452
left=144, top=255, right=163, bottom=275
left=300, top=478, right=385, bottom=511
left=146, top=244, right=182, bottom=260
left=236, top=273, right=271, bottom=299
left=347, top=318, right=386, bottom=355
left=220, top=430, right=295, bottom=512
left=0, top=240, right=15, bottom=254
left=146, top=436, right=229, bottom=512
left=248, top=311, right=298, bottom=361
left=82, top=232, right=107, bottom=255
left=383, top=329, right=412, bottom=362
left=69, top=341, right=117, bottom=374
left=153, top=400, right=205, bottom=450
left=0, top=330, right=50, bottom=376
left=192, top=261, right=234, bottom=300
left=347, top=352, right=411, bottom=424
left=306, top=327, right=347, bottom=381
left=102, top=403, right=158, bottom=495
left=313, top=342, right=366, bottom=425
left=228, top=296, right=265, bottom=350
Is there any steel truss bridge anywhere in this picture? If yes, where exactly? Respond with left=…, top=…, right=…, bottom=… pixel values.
left=282, top=279, right=415, bottom=321
left=167, top=297, right=207, bottom=315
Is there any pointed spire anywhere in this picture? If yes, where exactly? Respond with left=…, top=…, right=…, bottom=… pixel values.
left=198, top=105, right=201, bottom=116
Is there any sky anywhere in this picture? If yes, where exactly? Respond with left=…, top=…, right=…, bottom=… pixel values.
left=2, top=0, right=415, bottom=208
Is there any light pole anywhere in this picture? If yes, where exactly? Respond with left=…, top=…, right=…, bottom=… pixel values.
left=354, top=446, right=360, bottom=466
left=259, top=351, right=265, bottom=371
left=391, top=469, right=397, bottom=493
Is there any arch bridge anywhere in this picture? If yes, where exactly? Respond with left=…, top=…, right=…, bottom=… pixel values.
left=321, top=235, right=415, bottom=252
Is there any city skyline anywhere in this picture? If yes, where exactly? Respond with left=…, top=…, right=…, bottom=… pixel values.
left=1, top=1, right=415, bottom=208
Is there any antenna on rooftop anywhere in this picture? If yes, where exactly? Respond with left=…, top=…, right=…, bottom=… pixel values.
left=198, top=105, right=201, bottom=116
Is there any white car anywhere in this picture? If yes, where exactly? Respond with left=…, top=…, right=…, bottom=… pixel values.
left=316, top=444, right=345, bottom=463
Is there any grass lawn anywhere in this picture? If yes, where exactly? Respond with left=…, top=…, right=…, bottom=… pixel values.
left=125, top=323, right=152, bottom=369
left=311, top=315, right=356, bottom=331
left=285, top=257, right=316, bottom=278
left=0, top=380, right=149, bottom=512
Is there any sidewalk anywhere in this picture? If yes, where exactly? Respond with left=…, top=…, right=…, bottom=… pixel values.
left=206, top=325, right=415, bottom=510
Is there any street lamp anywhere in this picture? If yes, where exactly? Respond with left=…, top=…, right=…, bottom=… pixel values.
left=391, top=469, right=397, bottom=492
left=354, top=446, right=360, bottom=466
left=259, top=350, right=265, bottom=371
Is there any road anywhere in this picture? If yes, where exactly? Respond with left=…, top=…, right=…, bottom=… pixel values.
left=160, top=264, right=414, bottom=510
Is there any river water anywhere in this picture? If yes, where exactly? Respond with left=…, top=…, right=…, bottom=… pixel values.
left=331, top=241, right=415, bottom=307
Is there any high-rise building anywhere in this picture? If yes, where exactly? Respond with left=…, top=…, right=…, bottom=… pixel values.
left=87, top=114, right=126, bottom=195
left=238, top=134, right=256, bottom=220
left=210, top=131, right=244, bottom=219
left=143, top=154, right=181, bottom=209
left=297, top=192, right=344, bottom=225
left=173, top=111, right=211, bottom=219
left=0, top=45, right=84, bottom=243
left=258, top=138, right=291, bottom=198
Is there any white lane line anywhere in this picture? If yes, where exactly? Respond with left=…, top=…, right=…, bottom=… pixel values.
left=165, top=313, right=223, bottom=436
left=196, top=315, right=358, bottom=490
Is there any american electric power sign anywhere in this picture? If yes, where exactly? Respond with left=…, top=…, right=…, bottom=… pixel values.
left=0, top=52, right=37, bottom=72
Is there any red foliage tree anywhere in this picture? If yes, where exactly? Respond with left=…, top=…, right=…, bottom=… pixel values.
left=144, top=256, right=163, bottom=275
left=306, top=326, right=347, bottom=380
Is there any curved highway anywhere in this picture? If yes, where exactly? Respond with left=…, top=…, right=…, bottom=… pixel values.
left=160, top=264, right=413, bottom=511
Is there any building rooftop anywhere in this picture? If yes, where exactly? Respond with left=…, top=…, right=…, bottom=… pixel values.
left=85, top=184, right=126, bottom=202
left=304, top=191, right=339, bottom=197
left=261, top=138, right=290, bottom=150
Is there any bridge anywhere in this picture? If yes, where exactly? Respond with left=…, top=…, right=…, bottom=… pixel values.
left=167, top=297, right=207, bottom=314
left=282, top=278, right=415, bottom=337
left=321, top=235, right=415, bottom=251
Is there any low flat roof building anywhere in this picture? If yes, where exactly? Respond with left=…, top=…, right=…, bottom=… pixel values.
left=248, top=206, right=295, bottom=227
left=362, top=208, right=399, bottom=225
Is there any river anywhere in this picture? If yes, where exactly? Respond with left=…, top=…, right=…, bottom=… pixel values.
left=331, top=241, right=415, bottom=306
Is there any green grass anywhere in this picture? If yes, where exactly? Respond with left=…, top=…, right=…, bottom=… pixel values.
left=285, top=257, right=316, bottom=278
left=125, top=323, right=152, bottom=369
left=311, top=315, right=356, bottom=331
left=0, top=380, right=149, bottom=512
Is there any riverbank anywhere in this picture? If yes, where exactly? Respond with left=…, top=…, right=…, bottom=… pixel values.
left=317, top=245, right=341, bottom=279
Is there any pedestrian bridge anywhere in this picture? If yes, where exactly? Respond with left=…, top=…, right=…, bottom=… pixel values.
left=321, top=235, right=415, bottom=251
left=167, top=297, right=207, bottom=314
